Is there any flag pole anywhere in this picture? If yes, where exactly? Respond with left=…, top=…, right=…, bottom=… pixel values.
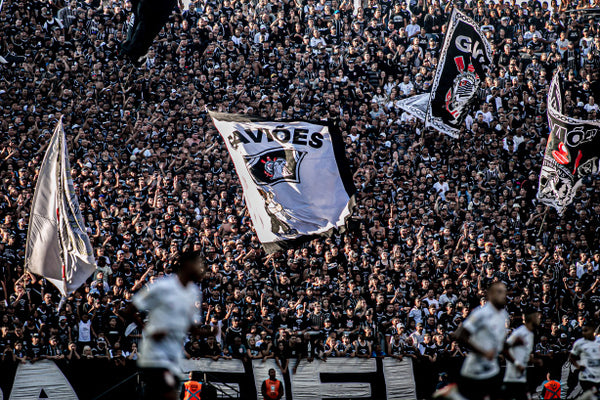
left=537, top=206, right=549, bottom=237
left=56, top=116, right=69, bottom=297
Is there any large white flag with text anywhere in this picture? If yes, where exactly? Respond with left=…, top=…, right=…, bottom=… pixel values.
left=210, top=112, right=356, bottom=252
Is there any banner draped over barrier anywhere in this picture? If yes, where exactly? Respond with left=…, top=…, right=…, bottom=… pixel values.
left=0, top=357, right=573, bottom=399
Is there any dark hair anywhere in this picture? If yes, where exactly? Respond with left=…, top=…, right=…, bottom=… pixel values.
left=176, top=249, right=205, bottom=272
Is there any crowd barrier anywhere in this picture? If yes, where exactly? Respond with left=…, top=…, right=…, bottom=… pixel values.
left=0, top=357, right=416, bottom=400
left=0, top=355, right=572, bottom=399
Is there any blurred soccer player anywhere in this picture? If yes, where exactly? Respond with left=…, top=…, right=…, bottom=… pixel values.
left=124, top=250, right=214, bottom=400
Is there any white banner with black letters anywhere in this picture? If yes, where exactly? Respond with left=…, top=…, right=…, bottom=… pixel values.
left=210, top=112, right=356, bottom=252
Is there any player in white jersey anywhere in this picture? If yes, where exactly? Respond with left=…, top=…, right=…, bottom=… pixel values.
left=501, top=310, right=540, bottom=400
left=124, top=250, right=213, bottom=400
left=434, top=282, right=509, bottom=400
left=570, top=320, right=600, bottom=395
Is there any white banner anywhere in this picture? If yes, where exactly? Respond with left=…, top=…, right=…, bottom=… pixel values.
left=383, top=358, right=417, bottom=400
left=3, top=358, right=416, bottom=399
left=210, top=112, right=356, bottom=252
left=397, top=93, right=428, bottom=122
left=291, top=358, right=376, bottom=400
left=9, top=360, right=78, bottom=400
left=24, top=120, right=96, bottom=296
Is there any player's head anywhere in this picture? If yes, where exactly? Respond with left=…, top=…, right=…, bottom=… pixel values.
left=524, top=309, right=541, bottom=328
left=177, top=249, right=207, bottom=281
left=487, top=282, right=507, bottom=309
left=582, top=319, right=597, bottom=340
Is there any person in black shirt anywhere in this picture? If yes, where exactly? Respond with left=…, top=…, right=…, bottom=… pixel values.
left=26, top=334, right=43, bottom=362
left=184, top=339, right=203, bottom=359
left=42, top=336, right=64, bottom=360
left=225, top=317, right=243, bottom=345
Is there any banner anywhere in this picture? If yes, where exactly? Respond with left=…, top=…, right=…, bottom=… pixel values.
left=537, top=74, right=600, bottom=214
left=24, top=120, right=96, bottom=296
left=210, top=112, right=356, bottom=253
left=397, top=93, right=428, bottom=122
left=0, top=358, right=417, bottom=400
left=426, top=8, right=492, bottom=138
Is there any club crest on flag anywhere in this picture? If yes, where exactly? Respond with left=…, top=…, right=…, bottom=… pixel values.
left=445, top=57, right=479, bottom=124
left=244, top=148, right=307, bottom=186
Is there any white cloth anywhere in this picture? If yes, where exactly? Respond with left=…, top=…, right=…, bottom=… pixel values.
left=209, top=113, right=355, bottom=252
left=78, top=320, right=92, bottom=342
left=133, top=275, right=201, bottom=376
left=571, top=337, right=600, bottom=383
left=460, top=302, right=508, bottom=380
left=504, top=325, right=534, bottom=383
left=25, top=121, right=96, bottom=296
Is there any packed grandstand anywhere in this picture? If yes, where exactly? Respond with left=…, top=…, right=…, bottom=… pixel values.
left=1, top=0, right=600, bottom=397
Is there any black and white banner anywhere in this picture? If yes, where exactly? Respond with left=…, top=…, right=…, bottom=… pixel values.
left=210, top=112, right=356, bottom=252
left=426, top=8, right=492, bottom=138
left=537, top=74, right=600, bottom=214
left=0, top=358, right=417, bottom=400
left=397, top=93, right=428, bottom=122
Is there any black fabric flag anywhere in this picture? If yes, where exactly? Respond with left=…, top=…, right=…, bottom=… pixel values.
left=426, top=9, right=492, bottom=138
left=537, top=74, right=600, bottom=214
left=121, top=0, right=177, bottom=65
left=210, top=112, right=356, bottom=253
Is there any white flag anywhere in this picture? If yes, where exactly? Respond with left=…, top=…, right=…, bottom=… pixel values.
left=25, top=119, right=96, bottom=296
left=210, top=112, right=356, bottom=253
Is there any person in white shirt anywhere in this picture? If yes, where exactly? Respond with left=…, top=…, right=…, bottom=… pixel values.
left=124, top=250, right=214, bottom=400
left=406, top=17, right=420, bottom=38
left=434, top=282, right=509, bottom=400
left=502, top=310, right=540, bottom=400
left=570, top=320, right=600, bottom=395
left=433, top=175, right=450, bottom=201
left=398, top=75, right=414, bottom=97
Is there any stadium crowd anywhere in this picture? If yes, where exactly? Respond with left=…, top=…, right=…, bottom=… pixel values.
left=1, top=0, right=600, bottom=394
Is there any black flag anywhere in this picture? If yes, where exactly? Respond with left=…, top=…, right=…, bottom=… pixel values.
left=426, top=9, right=492, bottom=138
left=121, top=0, right=177, bottom=65
left=537, top=74, right=600, bottom=214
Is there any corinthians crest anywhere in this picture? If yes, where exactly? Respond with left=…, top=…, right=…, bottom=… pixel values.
left=445, top=56, right=480, bottom=125
left=244, top=148, right=307, bottom=186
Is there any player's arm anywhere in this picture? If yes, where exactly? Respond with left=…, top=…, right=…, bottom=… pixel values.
left=453, top=322, right=494, bottom=360
left=502, top=332, right=525, bottom=372
left=569, top=348, right=585, bottom=371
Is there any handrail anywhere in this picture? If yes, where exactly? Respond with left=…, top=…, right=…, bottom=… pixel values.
left=202, top=370, right=241, bottom=399
left=90, top=371, right=140, bottom=400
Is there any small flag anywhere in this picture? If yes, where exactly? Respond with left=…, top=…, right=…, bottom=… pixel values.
left=397, top=93, right=429, bottom=122
left=121, top=0, right=178, bottom=65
